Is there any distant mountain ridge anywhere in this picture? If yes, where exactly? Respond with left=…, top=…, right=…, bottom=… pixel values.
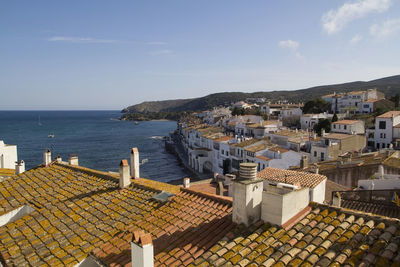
left=122, top=75, right=400, bottom=114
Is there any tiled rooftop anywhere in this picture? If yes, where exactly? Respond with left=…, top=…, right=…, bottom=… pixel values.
left=257, top=167, right=326, bottom=188
left=332, top=120, right=361, bottom=125
left=195, top=202, right=400, bottom=267
left=2, top=161, right=400, bottom=267
left=233, top=138, right=263, bottom=148
left=213, top=136, right=234, bottom=142
left=341, top=200, right=400, bottom=219
left=256, top=155, right=272, bottom=161
left=324, top=133, right=354, bottom=140
left=0, top=168, right=14, bottom=180
left=92, top=188, right=234, bottom=266
left=377, top=111, right=400, bottom=118
left=0, top=163, right=174, bottom=266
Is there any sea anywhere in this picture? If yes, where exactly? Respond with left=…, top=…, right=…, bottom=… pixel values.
left=0, top=110, right=189, bottom=183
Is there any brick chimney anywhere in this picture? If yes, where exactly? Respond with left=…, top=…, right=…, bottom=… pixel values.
left=232, top=163, right=263, bottom=226
left=131, top=231, right=153, bottom=267
left=68, top=155, right=79, bottom=166
left=15, top=160, right=25, bottom=174
left=130, top=148, right=140, bottom=179
left=43, top=149, right=51, bottom=166
left=119, top=159, right=131, bottom=189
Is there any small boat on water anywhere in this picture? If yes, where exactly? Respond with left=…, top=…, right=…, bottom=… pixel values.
left=38, top=116, right=42, bottom=126
left=48, top=133, right=55, bottom=138
left=134, top=121, right=139, bottom=125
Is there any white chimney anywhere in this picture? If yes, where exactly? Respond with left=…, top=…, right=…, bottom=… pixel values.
left=232, top=163, right=263, bottom=226
left=56, top=155, right=62, bottom=163
left=15, top=160, right=25, bottom=174
left=131, top=231, right=154, bottom=267
left=43, top=149, right=51, bottom=166
left=183, top=177, right=190, bottom=188
left=119, top=159, right=131, bottom=189
left=130, top=148, right=140, bottom=179
left=300, top=155, right=308, bottom=169
left=378, top=164, right=384, bottom=179
left=261, top=185, right=309, bottom=227
left=69, top=155, right=79, bottom=166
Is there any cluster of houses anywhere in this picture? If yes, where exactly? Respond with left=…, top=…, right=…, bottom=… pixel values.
left=177, top=88, right=400, bottom=176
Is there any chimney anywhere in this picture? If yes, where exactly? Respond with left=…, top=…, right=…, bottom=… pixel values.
left=119, top=159, right=131, bottom=189
left=43, top=149, right=51, bottom=166
left=300, top=155, right=308, bottom=169
left=332, top=191, right=341, bottom=207
left=131, top=231, right=154, bottom=267
left=232, top=163, right=263, bottom=226
left=378, top=164, right=384, bottom=179
left=130, top=148, right=140, bottom=179
left=56, top=155, right=62, bottom=163
left=261, top=184, right=310, bottom=227
left=183, top=177, right=190, bottom=188
left=15, top=160, right=25, bottom=174
left=68, top=155, right=79, bottom=166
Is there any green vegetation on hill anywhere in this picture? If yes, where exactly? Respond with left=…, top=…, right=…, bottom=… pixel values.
left=122, top=75, right=400, bottom=120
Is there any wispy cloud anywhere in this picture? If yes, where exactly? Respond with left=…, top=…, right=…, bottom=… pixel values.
left=278, top=40, right=304, bottom=59
left=146, top=41, right=167, bottom=45
left=47, top=36, right=118, bottom=43
left=149, top=49, right=174, bottom=56
left=279, top=40, right=299, bottom=50
left=350, top=34, right=363, bottom=44
left=322, top=0, right=392, bottom=34
left=370, top=18, right=400, bottom=38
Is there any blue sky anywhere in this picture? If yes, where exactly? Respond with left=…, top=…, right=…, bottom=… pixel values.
left=1, top=0, right=400, bottom=110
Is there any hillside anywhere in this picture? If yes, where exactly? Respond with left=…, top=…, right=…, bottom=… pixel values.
left=122, top=75, right=400, bottom=115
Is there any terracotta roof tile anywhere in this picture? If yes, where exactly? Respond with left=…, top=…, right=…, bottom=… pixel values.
left=92, top=188, right=234, bottom=266
left=377, top=111, right=400, bottom=118
left=213, top=136, right=233, bottom=142
left=332, top=120, right=361, bottom=125
left=0, top=163, right=166, bottom=266
left=256, top=155, right=271, bottom=161
left=257, top=167, right=326, bottom=188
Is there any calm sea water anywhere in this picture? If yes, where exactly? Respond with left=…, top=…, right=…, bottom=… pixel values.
left=0, top=111, right=188, bottom=182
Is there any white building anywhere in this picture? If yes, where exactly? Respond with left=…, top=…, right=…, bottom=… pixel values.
left=232, top=101, right=252, bottom=109
left=281, top=107, right=303, bottom=119
left=300, top=113, right=332, bottom=130
left=331, top=120, right=365, bottom=135
left=0, top=140, right=17, bottom=170
left=322, top=89, right=384, bottom=114
left=374, top=111, right=400, bottom=149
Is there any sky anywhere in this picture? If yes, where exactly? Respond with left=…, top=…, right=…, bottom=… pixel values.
left=1, top=0, right=400, bottom=110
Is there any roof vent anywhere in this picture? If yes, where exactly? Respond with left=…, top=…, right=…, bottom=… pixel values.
left=239, top=163, right=257, bottom=180
left=152, top=191, right=174, bottom=203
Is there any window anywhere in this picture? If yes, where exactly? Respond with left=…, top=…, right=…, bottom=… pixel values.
left=344, top=125, right=347, bottom=130
left=379, top=121, right=386, bottom=129
left=314, top=151, right=317, bottom=157
left=226, top=151, right=229, bottom=156
left=321, top=152, right=325, bottom=161
left=221, top=149, right=224, bottom=155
